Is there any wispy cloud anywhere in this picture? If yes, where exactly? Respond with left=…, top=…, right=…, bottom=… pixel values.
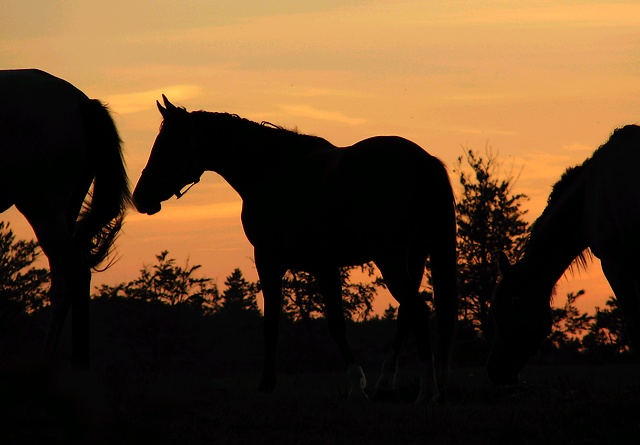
left=283, top=86, right=369, bottom=98
left=447, top=3, right=640, bottom=27
left=279, top=104, right=366, bottom=125
left=446, top=94, right=507, bottom=102
left=106, top=85, right=202, bottom=114
left=457, top=127, right=519, bottom=137
left=128, top=200, right=242, bottom=223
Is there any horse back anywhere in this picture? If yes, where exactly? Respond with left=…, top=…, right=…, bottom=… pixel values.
left=242, top=135, right=453, bottom=267
left=337, top=136, right=450, bottom=214
left=0, top=70, right=90, bottom=182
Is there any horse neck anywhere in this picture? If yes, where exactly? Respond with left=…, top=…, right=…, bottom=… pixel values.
left=520, top=179, right=589, bottom=291
left=201, top=122, right=332, bottom=199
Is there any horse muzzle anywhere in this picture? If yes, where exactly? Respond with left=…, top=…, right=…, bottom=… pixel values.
left=133, top=196, right=162, bottom=215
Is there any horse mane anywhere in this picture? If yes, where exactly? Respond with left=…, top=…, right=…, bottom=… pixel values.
left=525, top=160, right=593, bottom=274
left=524, top=125, right=640, bottom=275
left=186, top=110, right=332, bottom=159
left=557, top=125, right=640, bottom=272
left=545, top=165, right=586, bottom=206
left=541, top=124, right=640, bottom=211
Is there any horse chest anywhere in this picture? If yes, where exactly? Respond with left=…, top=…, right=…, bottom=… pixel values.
left=583, top=148, right=640, bottom=256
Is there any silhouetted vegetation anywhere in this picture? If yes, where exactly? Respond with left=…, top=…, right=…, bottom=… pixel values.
left=0, top=222, right=50, bottom=314
left=220, top=268, right=260, bottom=315
left=0, top=223, right=50, bottom=361
left=281, top=265, right=382, bottom=322
left=454, top=148, right=529, bottom=344
left=94, top=250, right=219, bottom=311
left=542, top=291, right=631, bottom=364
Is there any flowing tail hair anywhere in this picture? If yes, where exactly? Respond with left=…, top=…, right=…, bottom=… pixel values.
left=75, top=99, right=132, bottom=269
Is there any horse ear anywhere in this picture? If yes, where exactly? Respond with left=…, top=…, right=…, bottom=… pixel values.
left=162, top=94, right=178, bottom=112
left=497, top=251, right=513, bottom=277
left=157, top=95, right=179, bottom=119
left=157, top=100, right=168, bottom=118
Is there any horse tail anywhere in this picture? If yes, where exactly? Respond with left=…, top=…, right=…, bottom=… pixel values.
left=75, top=99, right=132, bottom=269
left=428, top=158, right=458, bottom=380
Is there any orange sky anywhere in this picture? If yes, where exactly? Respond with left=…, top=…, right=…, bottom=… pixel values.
left=2, top=0, right=640, bottom=314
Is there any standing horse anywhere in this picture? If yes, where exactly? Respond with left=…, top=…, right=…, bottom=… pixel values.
left=133, top=96, right=457, bottom=402
left=0, top=69, right=131, bottom=367
left=489, top=125, right=640, bottom=384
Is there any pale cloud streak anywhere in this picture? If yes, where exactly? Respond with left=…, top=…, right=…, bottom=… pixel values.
left=280, top=86, right=369, bottom=98
left=127, top=201, right=242, bottom=223
left=279, top=104, right=366, bottom=125
left=106, top=85, right=203, bottom=114
left=444, top=2, right=640, bottom=27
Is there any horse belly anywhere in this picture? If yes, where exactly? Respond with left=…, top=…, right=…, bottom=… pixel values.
left=250, top=205, right=426, bottom=271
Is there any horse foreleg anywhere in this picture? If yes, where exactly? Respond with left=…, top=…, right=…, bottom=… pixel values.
left=256, top=254, right=285, bottom=392
left=601, top=258, right=640, bottom=349
left=316, top=268, right=366, bottom=399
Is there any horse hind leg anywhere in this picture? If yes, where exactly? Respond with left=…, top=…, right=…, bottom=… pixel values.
left=374, top=252, right=427, bottom=398
left=21, top=207, right=91, bottom=367
left=45, top=246, right=91, bottom=367
left=374, top=304, right=406, bottom=399
left=375, top=255, right=437, bottom=404
left=315, top=267, right=367, bottom=399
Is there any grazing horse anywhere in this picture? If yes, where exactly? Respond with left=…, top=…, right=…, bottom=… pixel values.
left=133, top=96, right=457, bottom=402
left=0, top=69, right=131, bottom=366
left=489, top=125, right=640, bottom=384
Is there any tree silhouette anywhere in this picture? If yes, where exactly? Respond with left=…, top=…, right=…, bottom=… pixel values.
left=220, top=268, right=260, bottom=314
left=582, top=296, right=629, bottom=358
left=454, top=148, right=529, bottom=340
left=0, top=221, right=50, bottom=315
left=381, top=304, right=397, bottom=322
left=547, top=290, right=593, bottom=355
left=94, top=251, right=219, bottom=312
left=281, top=264, right=380, bottom=322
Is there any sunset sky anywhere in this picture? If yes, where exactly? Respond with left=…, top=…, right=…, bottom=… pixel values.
left=2, top=0, right=640, bottom=314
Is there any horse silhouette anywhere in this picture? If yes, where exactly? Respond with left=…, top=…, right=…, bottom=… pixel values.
left=133, top=96, right=457, bottom=402
left=0, top=69, right=131, bottom=367
left=489, top=125, right=640, bottom=384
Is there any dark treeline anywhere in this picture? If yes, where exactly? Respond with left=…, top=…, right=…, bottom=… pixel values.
left=0, top=149, right=632, bottom=373
left=0, top=243, right=397, bottom=375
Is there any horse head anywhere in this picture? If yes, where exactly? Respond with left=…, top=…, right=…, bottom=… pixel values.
left=133, top=95, right=203, bottom=215
left=487, top=252, right=553, bottom=385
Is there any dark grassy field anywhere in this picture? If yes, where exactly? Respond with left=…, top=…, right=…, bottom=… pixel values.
left=2, top=300, right=639, bottom=444
left=2, top=361, right=639, bottom=445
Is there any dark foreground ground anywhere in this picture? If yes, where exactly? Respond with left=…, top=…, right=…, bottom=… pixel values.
left=1, top=362, right=639, bottom=445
